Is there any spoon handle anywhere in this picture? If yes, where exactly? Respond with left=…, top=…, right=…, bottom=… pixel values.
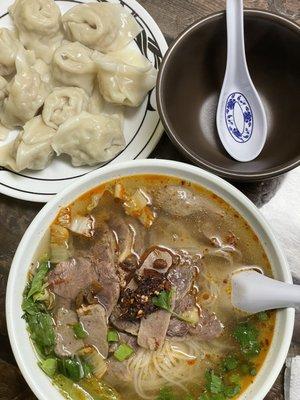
left=226, top=0, right=249, bottom=80
left=231, top=270, right=300, bottom=313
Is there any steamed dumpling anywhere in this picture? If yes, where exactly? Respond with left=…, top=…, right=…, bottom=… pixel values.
left=0, top=50, right=51, bottom=129
left=0, top=28, right=20, bottom=77
left=9, top=0, right=63, bottom=64
left=0, top=115, right=56, bottom=171
left=52, top=111, right=125, bottom=166
left=0, top=76, right=8, bottom=109
left=93, top=47, right=157, bottom=107
left=52, top=42, right=97, bottom=95
left=0, top=77, right=10, bottom=140
left=87, top=86, right=104, bottom=115
left=62, top=3, right=142, bottom=53
left=42, top=87, right=89, bottom=129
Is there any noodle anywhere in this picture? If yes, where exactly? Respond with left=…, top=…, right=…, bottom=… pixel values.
left=127, top=339, right=206, bottom=399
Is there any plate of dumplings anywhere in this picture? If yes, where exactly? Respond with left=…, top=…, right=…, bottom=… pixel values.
left=0, top=0, right=167, bottom=202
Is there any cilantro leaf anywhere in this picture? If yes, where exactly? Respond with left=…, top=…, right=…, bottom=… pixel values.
left=205, top=370, right=223, bottom=394
left=233, top=322, right=261, bottom=358
left=27, top=261, right=51, bottom=298
left=152, top=290, right=173, bottom=311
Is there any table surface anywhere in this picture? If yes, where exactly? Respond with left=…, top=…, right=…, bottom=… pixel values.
left=0, top=0, right=299, bottom=399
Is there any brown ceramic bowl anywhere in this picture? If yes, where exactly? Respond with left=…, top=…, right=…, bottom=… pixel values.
left=157, top=10, right=300, bottom=181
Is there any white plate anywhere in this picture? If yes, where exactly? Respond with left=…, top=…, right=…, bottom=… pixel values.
left=0, top=0, right=168, bottom=202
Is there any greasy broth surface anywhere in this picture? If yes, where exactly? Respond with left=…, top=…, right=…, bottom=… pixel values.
left=64, top=174, right=275, bottom=398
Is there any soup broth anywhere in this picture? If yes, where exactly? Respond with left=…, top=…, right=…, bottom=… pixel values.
left=23, top=175, right=275, bottom=400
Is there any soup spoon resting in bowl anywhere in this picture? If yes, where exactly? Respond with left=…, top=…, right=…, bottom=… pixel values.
left=216, top=0, right=267, bottom=162
left=231, top=269, right=300, bottom=313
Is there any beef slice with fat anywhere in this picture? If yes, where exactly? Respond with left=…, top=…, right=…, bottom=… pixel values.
left=54, top=308, right=84, bottom=357
left=48, top=257, right=98, bottom=300
left=77, top=304, right=109, bottom=358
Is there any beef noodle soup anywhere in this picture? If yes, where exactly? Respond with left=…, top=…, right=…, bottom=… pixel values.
left=22, top=175, right=275, bottom=400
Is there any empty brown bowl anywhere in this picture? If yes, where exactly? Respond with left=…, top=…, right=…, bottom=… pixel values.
left=157, top=10, right=300, bottom=181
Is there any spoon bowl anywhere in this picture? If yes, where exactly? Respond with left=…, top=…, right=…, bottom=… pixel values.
left=216, top=0, right=267, bottom=161
left=231, top=269, right=300, bottom=313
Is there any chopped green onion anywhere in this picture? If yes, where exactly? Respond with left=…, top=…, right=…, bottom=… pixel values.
left=82, top=362, right=93, bottom=378
left=107, top=329, right=119, bottom=342
left=114, top=343, right=134, bottom=362
left=39, top=358, right=57, bottom=377
left=73, top=323, right=88, bottom=339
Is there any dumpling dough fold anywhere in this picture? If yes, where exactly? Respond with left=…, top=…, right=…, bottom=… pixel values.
left=62, top=3, right=142, bottom=53
left=0, top=28, right=20, bottom=77
left=9, top=0, right=63, bottom=64
left=0, top=116, right=56, bottom=172
left=0, top=49, right=51, bottom=129
left=42, top=87, right=89, bottom=129
left=93, top=47, right=157, bottom=107
left=52, top=111, right=125, bottom=166
left=52, top=42, right=97, bottom=95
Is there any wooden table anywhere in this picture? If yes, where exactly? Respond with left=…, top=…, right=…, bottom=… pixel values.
left=0, top=0, right=299, bottom=399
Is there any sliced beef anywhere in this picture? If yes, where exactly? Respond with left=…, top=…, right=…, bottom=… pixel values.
left=48, top=257, right=98, bottom=300
left=52, top=295, right=72, bottom=314
left=74, top=224, right=120, bottom=316
left=105, top=359, right=132, bottom=386
left=167, top=308, right=223, bottom=341
left=138, top=305, right=174, bottom=351
left=154, top=185, right=221, bottom=217
left=77, top=304, right=108, bottom=358
left=189, top=309, right=223, bottom=340
left=167, top=318, right=190, bottom=337
left=54, top=308, right=84, bottom=357
left=105, top=333, right=137, bottom=386
left=168, top=262, right=195, bottom=302
left=167, top=294, right=195, bottom=338
left=167, top=291, right=223, bottom=341
left=174, top=294, right=196, bottom=314
left=110, top=308, right=140, bottom=336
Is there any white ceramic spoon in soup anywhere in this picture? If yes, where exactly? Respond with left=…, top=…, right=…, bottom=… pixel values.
left=232, top=269, right=300, bottom=313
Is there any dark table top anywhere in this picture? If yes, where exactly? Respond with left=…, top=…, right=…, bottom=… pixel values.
left=0, top=0, right=299, bottom=399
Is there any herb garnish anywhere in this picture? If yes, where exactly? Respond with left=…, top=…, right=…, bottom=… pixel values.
left=152, top=290, right=197, bottom=324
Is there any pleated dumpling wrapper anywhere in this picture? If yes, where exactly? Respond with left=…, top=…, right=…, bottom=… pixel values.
left=9, top=0, right=63, bottom=64
left=0, top=28, right=20, bottom=77
left=52, top=111, right=125, bottom=166
left=93, top=46, right=157, bottom=107
left=0, top=49, right=52, bottom=129
left=52, top=41, right=97, bottom=95
left=0, top=115, right=56, bottom=172
left=62, top=3, right=142, bottom=53
left=42, top=86, right=90, bottom=129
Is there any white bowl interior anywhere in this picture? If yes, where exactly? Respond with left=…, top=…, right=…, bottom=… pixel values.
left=6, top=159, right=294, bottom=400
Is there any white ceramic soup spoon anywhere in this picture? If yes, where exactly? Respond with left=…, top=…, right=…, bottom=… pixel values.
left=231, top=269, right=300, bottom=313
left=216, top=0, right=267, bottom=162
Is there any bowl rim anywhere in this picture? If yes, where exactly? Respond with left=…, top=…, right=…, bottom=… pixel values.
left=6, top=159, right=295, bottom=400
left=157, top=9, right=300, bottom=181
